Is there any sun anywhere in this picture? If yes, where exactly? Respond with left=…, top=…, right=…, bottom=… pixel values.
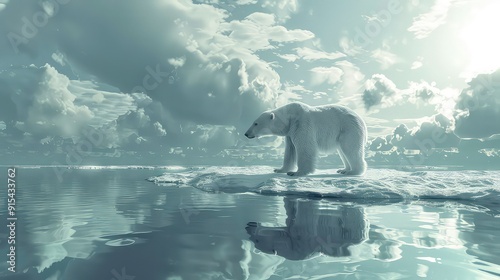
left=460, top=1, right=500, bottom=77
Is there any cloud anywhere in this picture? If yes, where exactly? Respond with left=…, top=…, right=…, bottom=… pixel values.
left=69, top=81, right=144, bottom=127
left=310, top=66, right=343, bottom=86
left=408, top=0, right=457, bottom=39
left=362, top=74, right=458, bottom=118
left=0, top=64, right=169, bottom=151
left=362, top=74, right=399, bottom=110
left=276, top=53, right=299, bottom=62
left=371, top=49, right=401, bottom=70
left=221, top=13, right=314, bottom=51
left=294, top=47, right=346, bottom=62
left=454, top=69, right=500, bottom=138
left=261, top=0, right=298, bottom=22
left=339, top=36, right=362, bottom=56
left=411, top=57, right=424, bottom=69
left=167, top=56, right=186, bottom=68
left=234, top=0, right=298, bottom=22
left=369, top=135, right=393, bottom=152
left=236, top=0, right=257, bottom=4
left=51, top=52, right=65, bottom=66
left=0, top=0, right=322, bottom=161
left=334, top=60, right=365, bottom=102
left=365, top=69, right=500, bottom=143
left=396, top=115, right=460, bottom=150
left=0, top=0, right=311, bottom=130
left=276, top=47, right=345, bottom=64
left=0, top=64, right=94, bottom=139
left=404, top=81, right=442, bottom=106
left=370, top=114, right=460, bottom=153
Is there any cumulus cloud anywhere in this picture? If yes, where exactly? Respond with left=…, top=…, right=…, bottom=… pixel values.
left=362, top=74, right=459, bottom=118
left=0, top=0, right=320, bottom=159
left=454, top=69, right=500, bottom=139
left=0, top=64, right=93, bottom=139
left=368, top=69, right=500, bottom=166
left=0, top=64, right=170, bottom=152
left=395, top=115, right=460, bottom=150
left=362, top=74, right=399, bottom=110
left=369, top=135, right=393, bottom=152
left=405, top=81, right=441, bottom=105
left=370, top=114, right=460, bottom=153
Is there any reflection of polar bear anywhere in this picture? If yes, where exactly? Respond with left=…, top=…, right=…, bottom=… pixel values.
left=245, top=198, right=369, bottom=260
left=244, top=102, right=367, bottom=176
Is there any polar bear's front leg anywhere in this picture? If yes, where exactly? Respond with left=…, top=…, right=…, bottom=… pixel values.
left=286, top=136, right=317, bottom=176
left=274, top=136, right=297, bottom=173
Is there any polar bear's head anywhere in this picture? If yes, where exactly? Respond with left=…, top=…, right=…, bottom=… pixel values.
left=245, top=109, right=290, bottom=139
left=244, top=111, right=276, bottom=139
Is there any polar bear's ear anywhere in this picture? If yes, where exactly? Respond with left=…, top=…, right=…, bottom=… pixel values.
left=270, top=113, right=275, bottom=120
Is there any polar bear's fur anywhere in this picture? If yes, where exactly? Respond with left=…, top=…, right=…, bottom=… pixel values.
left=244, top=102, right=367, bottom=176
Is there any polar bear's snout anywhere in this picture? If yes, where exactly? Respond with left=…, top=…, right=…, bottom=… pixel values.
left=244, top=122, right=258, bottom=139
left=244, top=132, right=255, bottom=139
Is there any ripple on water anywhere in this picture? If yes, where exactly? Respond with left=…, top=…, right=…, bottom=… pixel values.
left=105, top=238, right=136, bottom=247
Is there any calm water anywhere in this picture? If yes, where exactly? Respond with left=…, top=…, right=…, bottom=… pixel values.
left=1, top=168, right=500, bottom=280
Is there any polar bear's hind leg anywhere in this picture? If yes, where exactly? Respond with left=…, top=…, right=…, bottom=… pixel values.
left=338, top=130, right=366, bottom=175
left=337, top=148, right=352, bottom=174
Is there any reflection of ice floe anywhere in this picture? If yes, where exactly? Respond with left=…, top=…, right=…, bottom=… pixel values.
left=150, top=166, right=500, bottom=208
left=246, top=198, right=369, bottom=260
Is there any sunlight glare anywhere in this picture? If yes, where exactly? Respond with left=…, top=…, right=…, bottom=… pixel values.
left=460, top=1, right=500, bottom=78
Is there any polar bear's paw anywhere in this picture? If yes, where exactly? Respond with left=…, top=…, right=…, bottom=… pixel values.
left=287, top=171, right=309, bottom=177
left=274, top=168, right=289, bottom=173
left=337, top=169, right=364, bottom=175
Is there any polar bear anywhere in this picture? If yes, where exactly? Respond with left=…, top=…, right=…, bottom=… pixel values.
left=244, top=102, right=367, bottom=176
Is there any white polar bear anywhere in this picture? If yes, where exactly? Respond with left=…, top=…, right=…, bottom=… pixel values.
left=244, top=102, right=367, bottom=176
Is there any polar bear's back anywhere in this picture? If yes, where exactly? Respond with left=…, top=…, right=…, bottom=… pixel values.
left=301, top=103, right=366, bottom=151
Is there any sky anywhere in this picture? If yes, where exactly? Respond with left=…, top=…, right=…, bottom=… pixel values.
left=0, top=0, right=499, bottom=167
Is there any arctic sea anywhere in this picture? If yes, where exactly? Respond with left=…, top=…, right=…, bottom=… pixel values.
left=1, top=166, right=499, bottom=280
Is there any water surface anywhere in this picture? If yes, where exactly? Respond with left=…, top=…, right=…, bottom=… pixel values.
left=0, top=167, right=499, bottom=279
